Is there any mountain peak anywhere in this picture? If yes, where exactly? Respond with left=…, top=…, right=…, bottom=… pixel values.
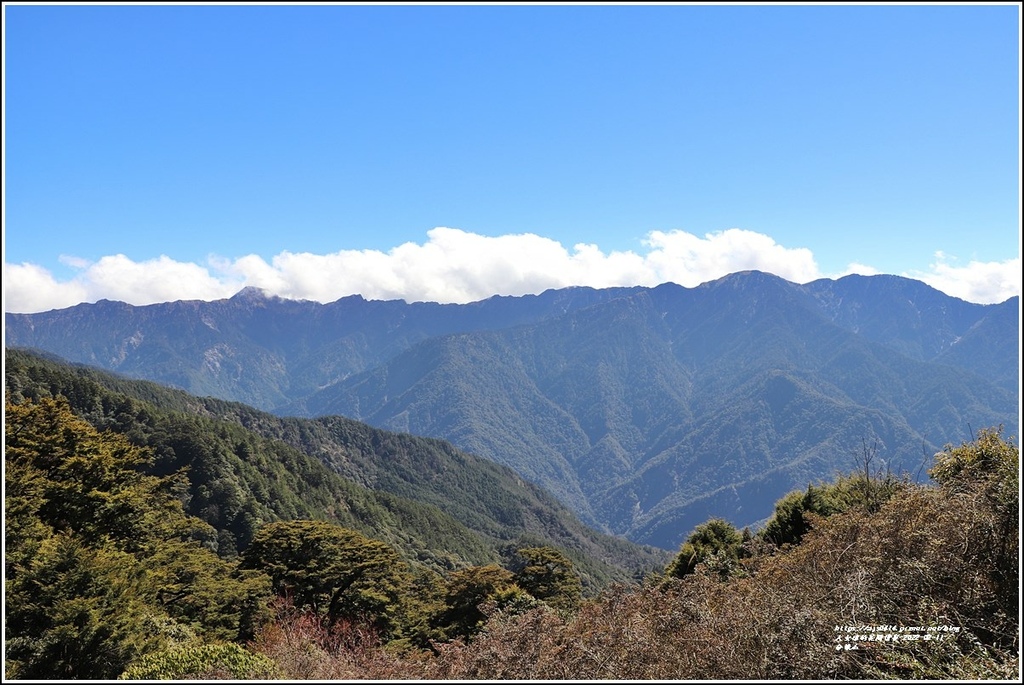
left=231, top=286, right=273, bottom=301
left=717, top=270, right=789, bottom=285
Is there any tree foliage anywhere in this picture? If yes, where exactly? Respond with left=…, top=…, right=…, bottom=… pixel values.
left=665, top=518, right=744, bottom=578
left=289, top=429, right=1019, bottom=681
left=5, top=347, right=667, bottom=583
left=928, top=427, right=1018, bottom=645
left=4, top=396, right=159, bottom=551
left=432, top=564, right=529, bottom=641
left=3, top=397, right=274, bottom=679
left=118, top=642, right=279, bottom=680
left=760, top=470, right=905, bottom=548
left=510, top=546, right=583, bottom=610
left=241, top=519, right=413, bottom=639
left=4, top=533, right=163, bottom=680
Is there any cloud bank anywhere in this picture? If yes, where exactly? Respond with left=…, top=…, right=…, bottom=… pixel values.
left=4, top=227, right=1020, bottom=313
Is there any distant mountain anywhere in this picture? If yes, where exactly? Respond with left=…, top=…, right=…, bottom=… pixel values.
left=802, top=274, right=1019, bottom=392
left=4, top=348, right=669, bottom=588
left=6, top=272, right=1018, bottom=548
left=5, top=285, right=642, bottom=410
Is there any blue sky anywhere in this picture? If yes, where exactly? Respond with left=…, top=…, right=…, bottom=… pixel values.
left=3, top=3, right=1021, bottom=312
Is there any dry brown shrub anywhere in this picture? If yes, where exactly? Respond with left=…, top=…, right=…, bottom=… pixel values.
left=250, top=599, right=414, bottom=680
left=403, top=479, right=1016, bottom=680
left=745, top=484, right=1017, bottom=679
left=246, top=469, right=1017, bottom=681
left=409, top=577, right=832, bottom=680
left=422, top=604, right=568, bottom=679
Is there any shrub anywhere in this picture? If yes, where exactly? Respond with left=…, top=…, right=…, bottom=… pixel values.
left=118, top=643, right=279, bottom=680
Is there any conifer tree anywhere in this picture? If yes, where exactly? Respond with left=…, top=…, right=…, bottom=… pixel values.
left=511, top=546, right=582, bottom=610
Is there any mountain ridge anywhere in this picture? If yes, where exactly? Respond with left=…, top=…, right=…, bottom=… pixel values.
left=6, top=271, right=1018, bottom=548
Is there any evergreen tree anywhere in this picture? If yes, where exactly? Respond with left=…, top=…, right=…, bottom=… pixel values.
left=511, top=546, right=583, bottom=610
left=666, top=518, right=744, bottom=578
left=433, top=564, right=529, bottom=641
left=4, top=398, right=274, bottom=679
left=241, top=519, right=413, bottom=638
left=761, top=471, right=906, bottom=548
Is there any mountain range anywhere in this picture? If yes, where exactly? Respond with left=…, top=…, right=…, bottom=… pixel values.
left=6, top=271, right=1019, bottom=549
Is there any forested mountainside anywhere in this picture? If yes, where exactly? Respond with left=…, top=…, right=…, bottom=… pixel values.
left=4, top=349, right=668, bottom=589
left=6, top=352, right=1017, bottom=678
left=5, top=272, right=1019, bottom=549
left=281, top=275, right=1020, bottom=546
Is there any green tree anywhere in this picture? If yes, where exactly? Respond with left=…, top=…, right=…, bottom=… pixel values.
left=394, top=565, right=448, bottom=650
left=4, top=397, right=158, bottom=550
left=760, top=480, right=857, bottom=547
left=4, top=398, right=276, bottom=678
left=3, top=454, right=51, bottom=577
left=929, top=427, right=1018, bottom=509
left=241, top=520, right=412, bottom=638
left=510, top=546, right=583, bottom=611
left=761, top=471, right=906, bottom=548
left=666, top=518, right=744, bottom=578
left=4, top=534, right=163, bottom=680
left=4, top=398, right=170, bottom=679
left=145, top=539, right=272, bottom=642
left=433, top=564, right=530, bottom=641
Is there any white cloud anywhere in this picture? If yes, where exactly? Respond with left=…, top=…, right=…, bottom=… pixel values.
left=642, top=228, right=820, bottom=285
left=80, top=254, right=242, bottom=304
left=58, top=254, right=91, bottom=269
left=835, top=262, right=881, bottom=277
left=3, top=228, right=1020, bottom=313
left=3, top=262, right=90, bottom=313
left=3, top=255, right=240, bottom=313
left=907, top=253, right=1021, bottom=305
